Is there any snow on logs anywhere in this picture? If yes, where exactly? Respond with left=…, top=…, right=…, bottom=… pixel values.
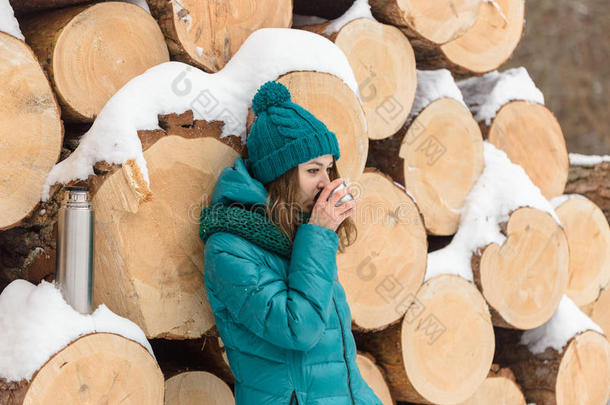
left=494, top=297, right=610, bottom=405
left=336, top=169, right=427, bottom=331
left=0, top=280, right=164, bottom=405
left=457, top=68, right=569, bottom=200
left=296, top=5, right=417, bottom=140
left=18, top=2, right=169, bottom=123
left=366, top=69, right=484, bottom=235
left=353, top=274, right=495, bottom=404
left=147, top=0, right=292, bottom=72
left=0, top=32, right=63, bottom=231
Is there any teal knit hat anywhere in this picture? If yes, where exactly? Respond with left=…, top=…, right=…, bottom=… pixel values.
left=246, top=80, right=341, bottom=185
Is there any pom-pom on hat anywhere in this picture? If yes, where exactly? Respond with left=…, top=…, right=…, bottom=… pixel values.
left=245, top=80, right=341, bottom=185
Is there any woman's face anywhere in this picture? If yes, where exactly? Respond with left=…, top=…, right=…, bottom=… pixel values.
left=296, top=154, right=334, bottom=213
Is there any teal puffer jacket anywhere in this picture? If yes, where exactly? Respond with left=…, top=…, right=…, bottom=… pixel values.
left=200, top=157, right=383, bottom=405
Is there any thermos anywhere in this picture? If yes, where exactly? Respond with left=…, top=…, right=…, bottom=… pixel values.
left=56, top=185, right=95, bottom=314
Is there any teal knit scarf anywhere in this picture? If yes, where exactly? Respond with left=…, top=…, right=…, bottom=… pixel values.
left=199, top=203, right=311, bottom=260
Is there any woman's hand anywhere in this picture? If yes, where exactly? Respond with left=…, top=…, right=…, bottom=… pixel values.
left=308, top=178, right=362, bottom=232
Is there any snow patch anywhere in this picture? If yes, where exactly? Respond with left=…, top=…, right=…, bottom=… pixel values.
left=520, top=295, right=604, bottom=354
left=322, top=0, right=375, bottom=35
left=41, top=28, right=360, bottom=201
left=457, top=67, right=545, bottom=125
left=0, top=279, right=153, bottom=382
left=407, top=69, right=467, bottom=125
left=425, top=141, right=560, bottom=282
left=569, top=152, right=610, bottom=166
left=0, top=0, right=24, bottom=40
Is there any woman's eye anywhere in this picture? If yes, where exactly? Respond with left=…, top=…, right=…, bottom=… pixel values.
left=308, top=168, right=333, bottom=174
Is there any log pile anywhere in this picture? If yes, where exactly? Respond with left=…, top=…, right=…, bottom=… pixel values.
left=1, top=1, right=608, bottom=404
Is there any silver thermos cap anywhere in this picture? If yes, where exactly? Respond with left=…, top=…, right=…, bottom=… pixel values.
left=56, top=185, right=95, bottom=314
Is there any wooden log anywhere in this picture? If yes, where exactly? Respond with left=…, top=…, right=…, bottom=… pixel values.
left=299, top=17, right=417, bottom=140
left=553, top=196, right=610, bottom=306
left=0, top=32, right=63, bottom=231
left=18, top=2, right=169, bottom=123
left=354, top=274, right=495, bottom=404
left=336, top=169, right=427, bottom=331
left=418, top=0, right=525, bottom=77
left=164, top=371, right=234, bottom=404
left=483, top=102, right=567, bottom=200
left=276, top=71, right=369, bottom=183
left=458, top=72, right=569, bottom=200
left=581, top=287, right=610, bottom=345
left=147, top=0, right=292, bottom=72
left=356, top=352, right=394, bottom=404
left=366, top=70, right=484, bottom=235
left=495, top=327, right=610, bottom=405
left=565, top=161, right=610, bottom=225
left=368, top=0, right=482, bottom=46
left=457, top=365, right=525, bottom=405
left=90, top=110, right=244, bottom=339
left=0, top=332, right=164, bottom=405
left=471, top=207, right=569, bottom=329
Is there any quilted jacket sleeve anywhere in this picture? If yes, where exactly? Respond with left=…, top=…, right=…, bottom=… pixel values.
left=204, top=223, right=339, bottom=352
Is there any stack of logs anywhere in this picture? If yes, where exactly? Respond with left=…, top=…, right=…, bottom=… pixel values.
left=1, top=0, right=609, bottom=404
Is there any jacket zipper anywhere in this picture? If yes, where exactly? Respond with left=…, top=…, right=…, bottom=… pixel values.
left=289, top=389, right=298, bottom=404
left=333, top=297, right=356, bottom=405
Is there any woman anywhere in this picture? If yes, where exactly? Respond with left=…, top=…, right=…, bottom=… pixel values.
left=199, top=80, right=382, bottom=404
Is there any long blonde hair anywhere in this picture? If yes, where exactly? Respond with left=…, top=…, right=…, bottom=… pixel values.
left=264, top=158, right=357, bottom=254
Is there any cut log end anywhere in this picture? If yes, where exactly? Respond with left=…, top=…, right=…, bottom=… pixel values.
left=0, top=32, right=63, bottom=231
left=401, top=274, right=495, bottom=404
left=485, top=101, right=568, bottom=200
left=369, top=0, right=482, bottom=45
left=355, top=352, right=394, bottom=404
left=475, top=207, right=569, bottom=329
left=164, top=371, right=234, bottom=404
left=19, top=2, right=170, bottom=123
left=92, top=119, right=241, bottom=339
left=148, top=0, right=292, bottom=72
left=301, top=18, right=417, bottom=140
left=555, top=197, right=610, bottom=306
left=337, top=169, right=427, bottom=331
left=21, top=332, right=164, bottom=405
left=367, top=97, right=484, bottom=235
